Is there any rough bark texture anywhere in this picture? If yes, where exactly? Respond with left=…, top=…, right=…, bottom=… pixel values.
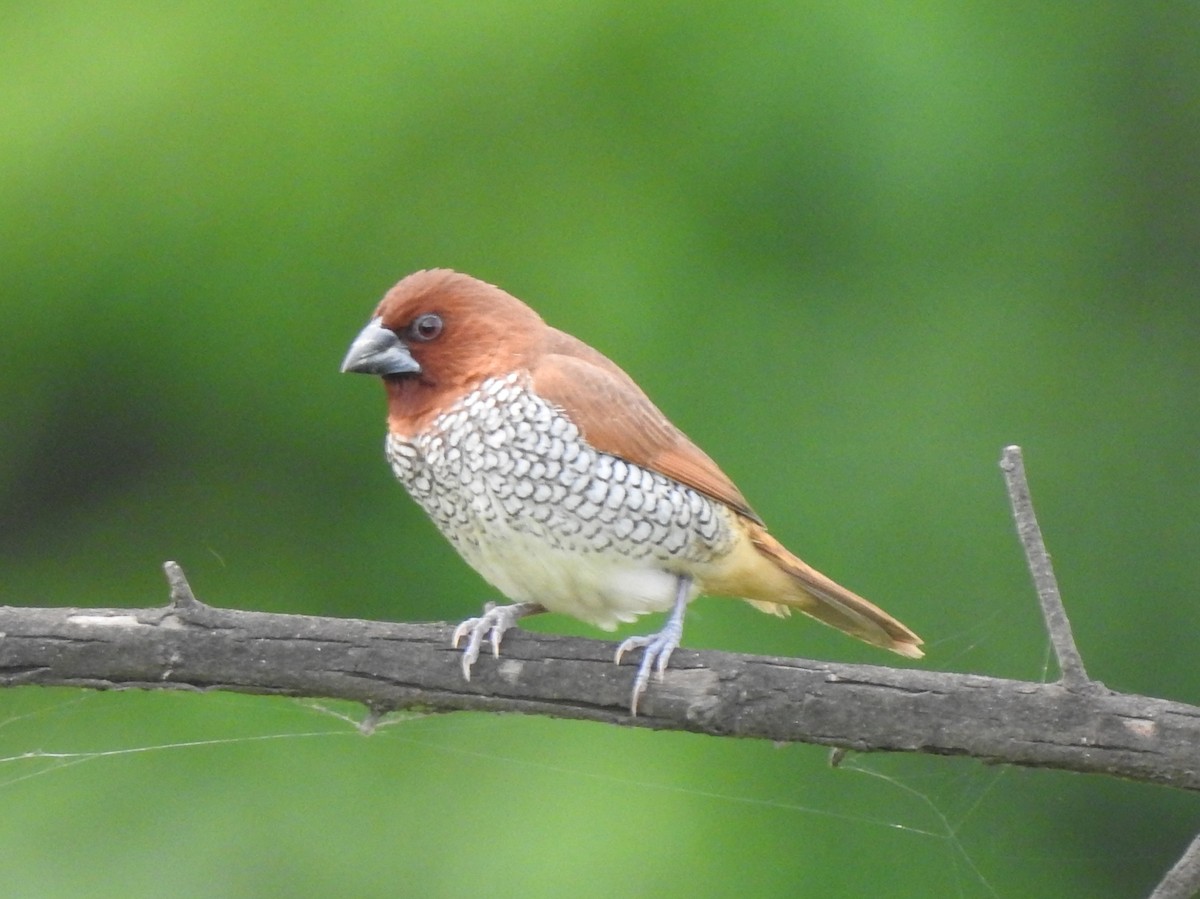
left=2, top=446, right=1196, bottom=897
left=1, top=599, right=1197, bottom=792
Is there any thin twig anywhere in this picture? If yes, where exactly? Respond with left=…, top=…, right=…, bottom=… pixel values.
left=164, top=560, right=202, bottom=611
left=1149, top=832, right=1200, bottom=899
left=1000, top=445, right=1091, bottom=689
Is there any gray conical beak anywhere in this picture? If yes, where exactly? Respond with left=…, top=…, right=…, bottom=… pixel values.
left=341, top=317, right=421, bottom=376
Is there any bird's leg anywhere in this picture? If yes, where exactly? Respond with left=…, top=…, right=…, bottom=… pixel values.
left=614, top=575, right=692, bottom=716
left=451, top=601, right=546, bottom=680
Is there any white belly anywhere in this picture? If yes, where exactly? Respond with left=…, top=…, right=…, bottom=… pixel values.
left=452, top=522, right=697, bottom=628
left=384, top=374, right=734, bottom=628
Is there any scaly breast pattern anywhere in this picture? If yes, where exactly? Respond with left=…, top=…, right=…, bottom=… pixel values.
left=384, top=373, right=736, bottom=627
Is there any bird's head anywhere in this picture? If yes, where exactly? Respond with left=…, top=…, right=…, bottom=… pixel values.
left=341, top=269, right=545, bottom=430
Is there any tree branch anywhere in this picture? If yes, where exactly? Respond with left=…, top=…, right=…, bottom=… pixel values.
left=1000, top=445, right=1091, bottom=689
left=1150, top=832, right=1200, bottom=899
left=0, top=563, right=1197, bottom=792
left=3, top=448, right=1198, bottom=897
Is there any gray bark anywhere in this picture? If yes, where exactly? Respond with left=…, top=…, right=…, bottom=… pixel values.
left=1, top=590, right=1196, bottom=792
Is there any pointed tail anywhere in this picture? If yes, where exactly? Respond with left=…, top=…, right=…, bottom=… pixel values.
left=745, top=527, right=924, bottom=659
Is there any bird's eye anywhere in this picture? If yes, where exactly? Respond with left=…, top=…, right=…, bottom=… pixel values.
left=411, top=313, right=444, bottom=342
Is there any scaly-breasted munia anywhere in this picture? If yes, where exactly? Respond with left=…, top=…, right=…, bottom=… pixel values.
left=342, top=269, right=922, bottom=713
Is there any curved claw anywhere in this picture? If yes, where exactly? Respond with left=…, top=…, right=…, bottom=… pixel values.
left=613, top=575, right=692, bottom=716
left=615, top=630, right=680, bottom=716
left=451, top=601, right=543, bottom=680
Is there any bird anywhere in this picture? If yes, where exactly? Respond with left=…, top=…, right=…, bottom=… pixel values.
left=341, top=269, right=923, bottom=714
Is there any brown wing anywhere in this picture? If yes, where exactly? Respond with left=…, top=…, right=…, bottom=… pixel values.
left=529, top=328, right=762, bottom=524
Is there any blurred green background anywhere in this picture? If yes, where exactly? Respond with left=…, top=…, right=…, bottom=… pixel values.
left=2, top=3, right=1198, bottom=896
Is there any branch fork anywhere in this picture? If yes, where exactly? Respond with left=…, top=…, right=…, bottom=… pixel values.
left=0, top=447, right=1193, bottom=897
left=999, top=445, right=1092, bottom=691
